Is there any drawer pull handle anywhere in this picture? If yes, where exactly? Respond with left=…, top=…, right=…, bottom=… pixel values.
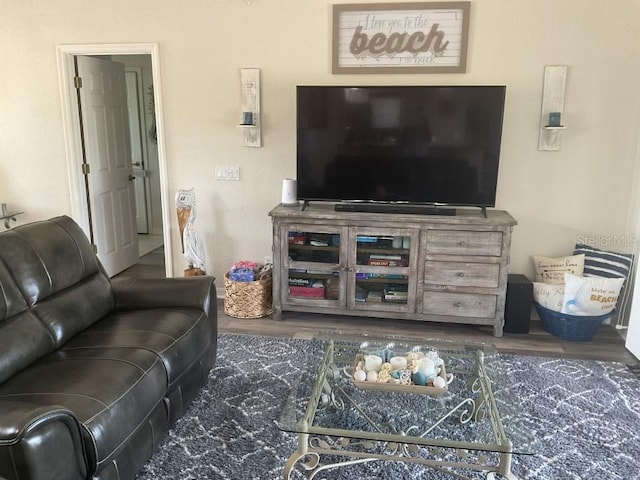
left=458, top=241, right=467, bottom=247
left=454, top=302, right=463, bottom=308
left=456, top=272, right=465, bottom=277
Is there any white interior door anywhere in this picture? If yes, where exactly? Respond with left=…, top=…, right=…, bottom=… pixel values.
left=125, top=69, right=150, bottom=234
left=76, top=56, right=139, bottom=277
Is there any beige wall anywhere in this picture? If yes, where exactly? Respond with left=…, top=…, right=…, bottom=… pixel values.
left=1, top=0, right=640, bottom=284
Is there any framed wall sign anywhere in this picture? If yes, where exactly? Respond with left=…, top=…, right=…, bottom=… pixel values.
left=333, top=2, right=470, bottom=74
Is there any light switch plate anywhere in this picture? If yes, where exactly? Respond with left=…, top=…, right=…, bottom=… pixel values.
left=215, top=165, right=240, bottom=181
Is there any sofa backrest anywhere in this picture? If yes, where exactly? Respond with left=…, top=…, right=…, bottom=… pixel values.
left=0, top=216, right=114, bottom=382
left=0, top=257, right=52, bottom=384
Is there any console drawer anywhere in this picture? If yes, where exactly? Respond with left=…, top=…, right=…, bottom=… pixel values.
left=424, top=261, right=499, bottom=288
left=425, top=231, right=503, bottom=256
left=422, top=292, right=497, bottom=318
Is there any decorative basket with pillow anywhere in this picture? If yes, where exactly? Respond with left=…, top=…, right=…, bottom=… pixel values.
left=533, top=273, right=624, bottom=341
left=531, top=248, right=631, bottom=341
left=533, top=304, right=615, bottom=342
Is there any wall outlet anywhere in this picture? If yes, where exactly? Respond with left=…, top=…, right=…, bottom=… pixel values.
left=215, top=165, right=240, bottom=181
left=264, top=255, right=273, bottom=265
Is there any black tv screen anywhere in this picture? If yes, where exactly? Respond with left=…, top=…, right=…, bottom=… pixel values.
left=296, top=85, right=506, bottom=207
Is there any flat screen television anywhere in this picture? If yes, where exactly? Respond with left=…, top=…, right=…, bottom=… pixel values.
left=296, top=85, right=506, bottom=213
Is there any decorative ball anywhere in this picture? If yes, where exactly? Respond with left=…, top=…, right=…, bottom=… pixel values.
left=433, top=376, right=447, bottom=388
left=366, top=370, right=378, bottom=382
left=354, top=369, right=367, bottom=382
left=411, top=370, right=427, bottom=386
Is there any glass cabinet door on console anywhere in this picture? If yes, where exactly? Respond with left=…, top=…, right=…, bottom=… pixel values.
left=348, top=228, right=419, bottom=313
left=282, top=225, right=348, bottom=309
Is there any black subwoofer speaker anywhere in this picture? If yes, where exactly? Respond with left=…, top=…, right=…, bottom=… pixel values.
left=504, top=274, right=533, bottom=334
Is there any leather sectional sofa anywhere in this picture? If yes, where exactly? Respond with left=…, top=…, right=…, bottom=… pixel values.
left=0, top=216, right=217, bottom=480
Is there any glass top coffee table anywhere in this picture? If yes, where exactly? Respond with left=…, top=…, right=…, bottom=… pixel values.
left=277, top=334, right=533, bottom=479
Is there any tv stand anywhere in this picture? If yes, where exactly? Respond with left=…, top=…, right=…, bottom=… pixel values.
left=335, top=203, right=456, bottom=216
left=269, top=203, right=517, bottom=337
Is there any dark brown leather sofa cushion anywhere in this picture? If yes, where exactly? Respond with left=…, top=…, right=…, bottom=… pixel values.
left=0, top=216, right=113, bottom=347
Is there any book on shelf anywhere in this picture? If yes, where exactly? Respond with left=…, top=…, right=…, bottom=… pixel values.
left=289, top=268, right=307, bottom=273
left=288, top=232, right=307, bottom=245
left=289, top=285, right=325, bottom=298
left=366, top=291, right=383, bottom=303
left=367, top=259, right=406, bottom=267
left=384, top=291, right=408, bottom=299
left=355, top=286, right=368, bottom=302
left=369, top=254, right=403, bottom=261
left=383, top=297, right=408, bottom=304
left=356, top=235, right=378, bottom=243
left=290, top=278, right=325, bottom=287
left=364, top=273, right=406, bottom=280
left=384, top=283, right=408, bottom=293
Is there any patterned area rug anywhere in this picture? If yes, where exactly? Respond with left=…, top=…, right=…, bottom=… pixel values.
left=136, top=334, right=640, bottom=480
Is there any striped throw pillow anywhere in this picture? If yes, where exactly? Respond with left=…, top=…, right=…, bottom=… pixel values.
left=573, top=244, right=633, bottom=281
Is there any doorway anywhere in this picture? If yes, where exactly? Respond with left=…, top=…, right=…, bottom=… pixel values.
left=57, top=43, right=172, bottom=277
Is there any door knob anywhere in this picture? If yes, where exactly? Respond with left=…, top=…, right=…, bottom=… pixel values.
left=128, top=174, right=136, bottom=181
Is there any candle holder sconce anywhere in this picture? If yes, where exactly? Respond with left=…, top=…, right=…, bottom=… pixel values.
left=538, top=65, right=568, bottom=151
left=238, top=68, right=261, bottom=147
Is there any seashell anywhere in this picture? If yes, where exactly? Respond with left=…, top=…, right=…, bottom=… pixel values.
left=353, top=369, right=367, bottom=382
left=377, top=370, right=391, bottom=383
left=409, top=359, right=421, bottom=373
left=366, top=370, right=378, bottom=382
left=399, top=370, right=412, bottom=385
left=433, top=376, right=446, bottom=388
left=381, top=362, right=393, bottom=372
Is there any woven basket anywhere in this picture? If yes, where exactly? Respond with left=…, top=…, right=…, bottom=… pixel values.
left=534, top=302, right=613, bottom=342
left=224, top=272, right=273, bottom=319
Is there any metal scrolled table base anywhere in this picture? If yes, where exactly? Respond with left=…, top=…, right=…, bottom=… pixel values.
left=284, top=433, right=518, bottom=480
left=284, top=389, right=518, bottom=480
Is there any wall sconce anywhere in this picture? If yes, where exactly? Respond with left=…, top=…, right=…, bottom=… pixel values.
left=238, top=68, right=261, bottom=147
left=538, top=65, right=568, bottom=151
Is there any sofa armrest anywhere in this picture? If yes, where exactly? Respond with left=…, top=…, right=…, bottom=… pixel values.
left=0, top=400, right=88, bottom=480
left=111, top=276, right=217, bottom=321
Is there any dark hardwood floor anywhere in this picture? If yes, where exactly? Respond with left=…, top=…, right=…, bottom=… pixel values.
left=114, top=250, right=639, bottom=366
left=219, top=307, right=638, bottom=365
